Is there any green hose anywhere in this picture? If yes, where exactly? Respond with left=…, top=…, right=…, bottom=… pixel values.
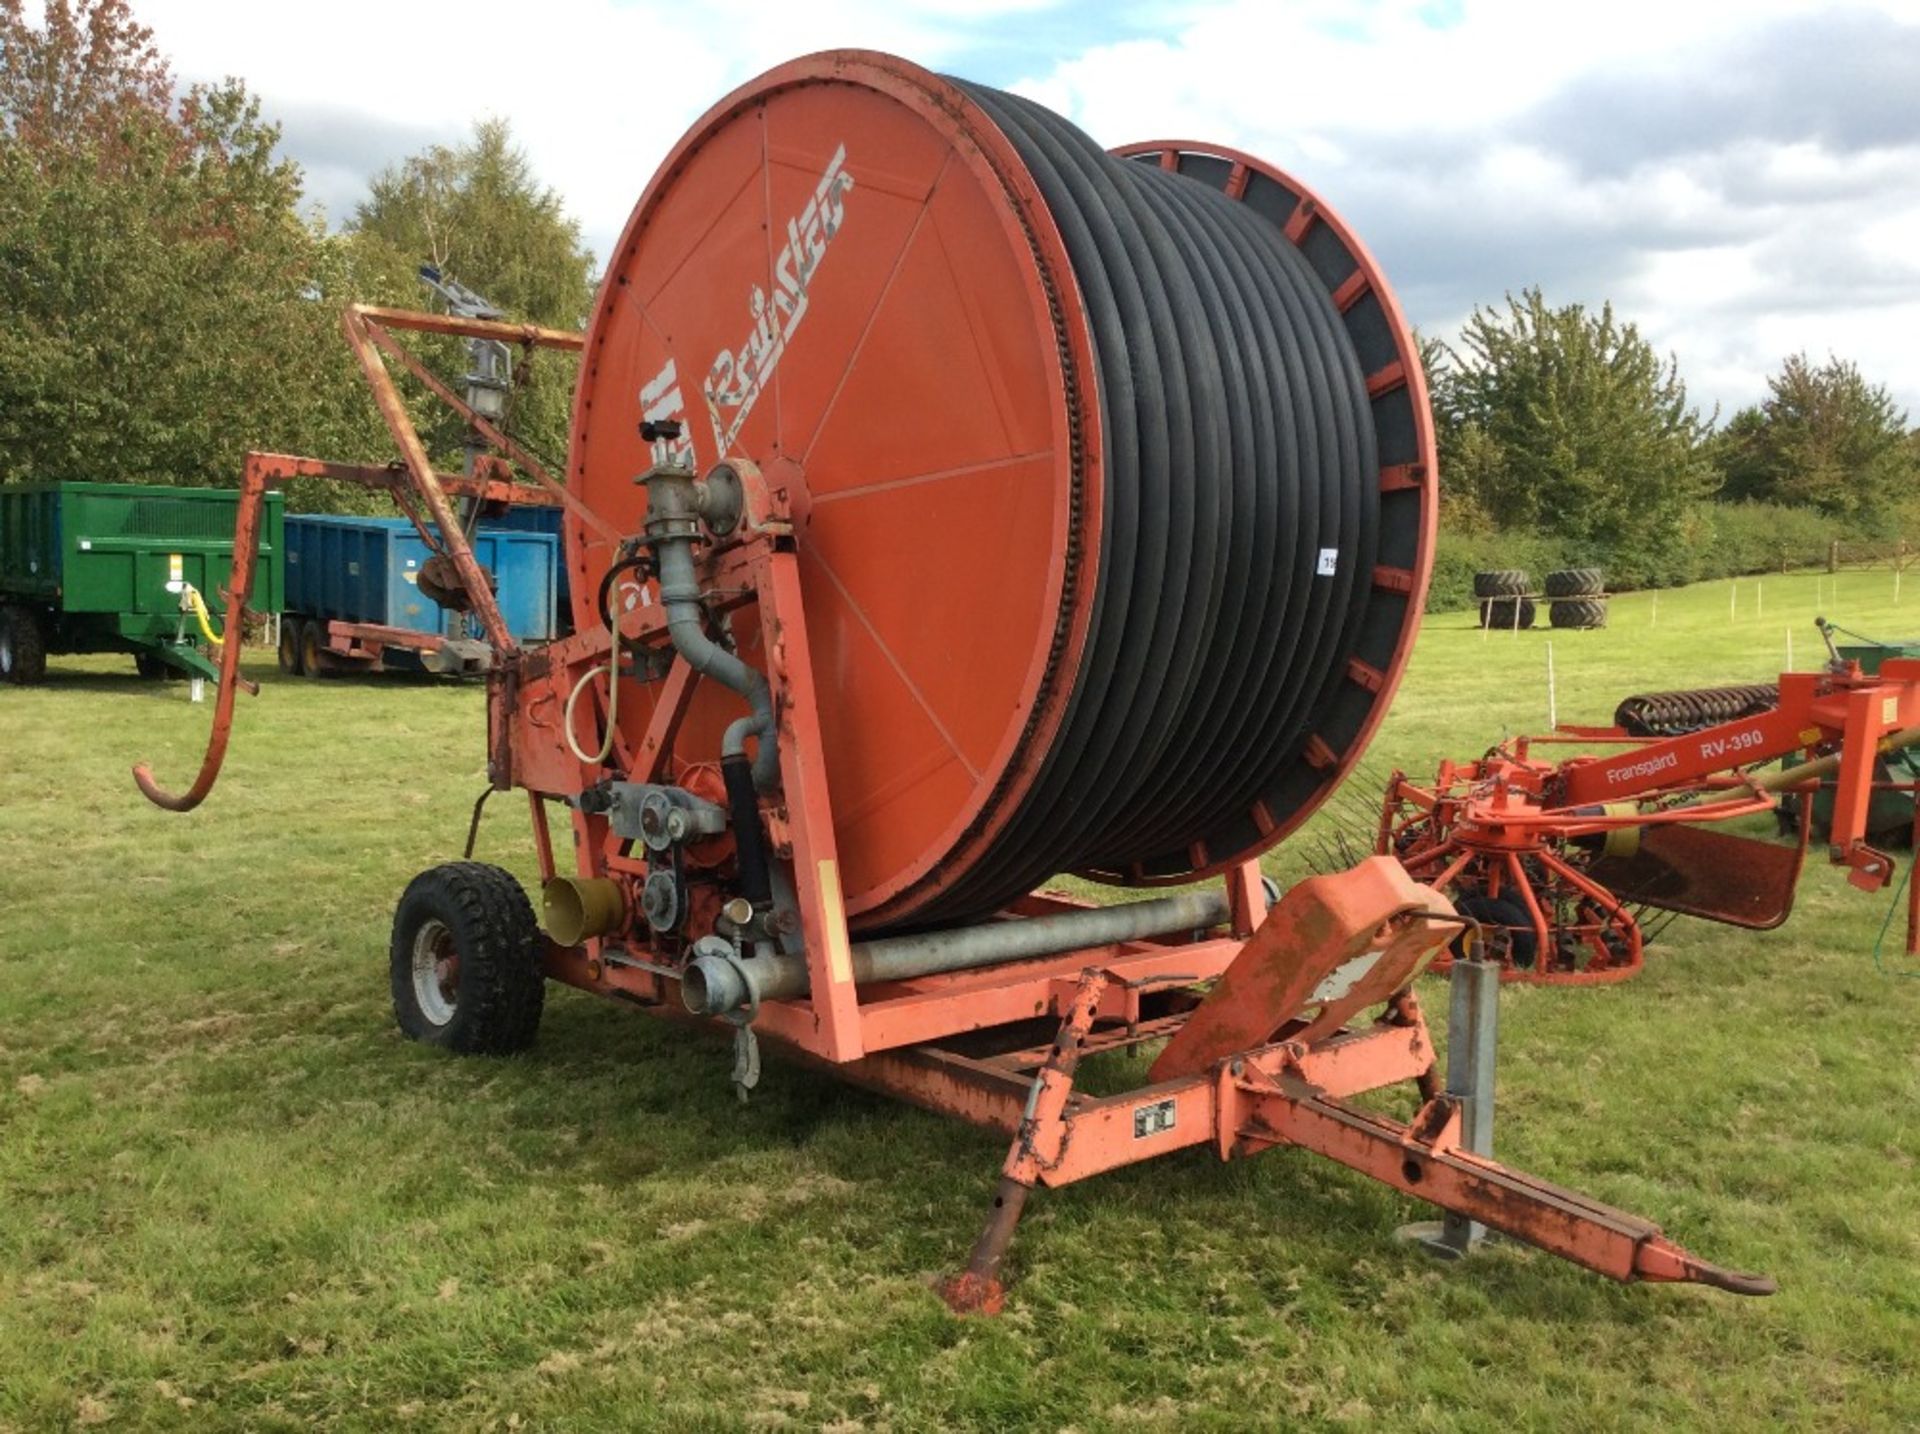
left=1869, top=857, right=1920, bottom=978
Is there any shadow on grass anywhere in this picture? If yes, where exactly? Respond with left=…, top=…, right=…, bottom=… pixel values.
left=296, top=664, right=477, bottom=689
left=481, top=989, right=1718, bottom=1332
left=22, top=659, right=485, bottom=695
left=24, top=668, right=190, bottom=696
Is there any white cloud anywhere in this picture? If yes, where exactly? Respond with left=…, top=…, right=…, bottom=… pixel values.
left=1004, top=0, right=1920, bottom=415
left=137, top=0, right=1039, bottom=250
left=121, top=0, right=1920, bottom=416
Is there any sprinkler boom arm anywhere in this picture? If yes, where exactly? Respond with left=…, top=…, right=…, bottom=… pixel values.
left=129, top=296, right=580, bottom=812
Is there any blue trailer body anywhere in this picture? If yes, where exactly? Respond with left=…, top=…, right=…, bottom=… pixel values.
left=283, top=515, right=559, bottom=656
left=481, top=503, right=572, bottom=618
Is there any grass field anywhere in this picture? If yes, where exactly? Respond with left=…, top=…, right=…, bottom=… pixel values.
left=3, top=569, right=1919, bottom=1431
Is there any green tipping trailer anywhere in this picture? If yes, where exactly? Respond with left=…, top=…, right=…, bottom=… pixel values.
left=0, top=481, right=283, bottom=684
left=1773, top=630, right=1920, bottom=844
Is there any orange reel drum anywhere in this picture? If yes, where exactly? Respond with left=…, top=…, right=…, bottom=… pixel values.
left=567, top=52, right=1435, bottom=931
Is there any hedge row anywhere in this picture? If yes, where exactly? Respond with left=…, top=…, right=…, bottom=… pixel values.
left=1424, top=501, right=1880, bottom=613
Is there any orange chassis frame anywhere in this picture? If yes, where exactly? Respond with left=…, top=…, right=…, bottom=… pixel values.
left=509, top=504, right=1769, bottom=1308
left=138, top=308, right=1772, bottom=1311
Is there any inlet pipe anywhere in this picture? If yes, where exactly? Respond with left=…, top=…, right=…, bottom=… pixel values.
left=654, top=537, right=777, bottom=788
left=682, top=888, right=1230, bottom=1015
left=640, top=460, right=779, bottom=791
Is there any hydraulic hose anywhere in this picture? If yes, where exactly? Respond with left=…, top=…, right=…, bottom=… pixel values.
left=561, top=550, right=656, bottom=767
left=182, top=584, right=225, bottom=648
left=723, top=752, right=773, bottom=905
left=563, top=654, right=622, bottom=766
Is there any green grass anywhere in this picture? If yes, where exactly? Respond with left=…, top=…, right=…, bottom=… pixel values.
left=3, top=569, right=1918, bottom=1431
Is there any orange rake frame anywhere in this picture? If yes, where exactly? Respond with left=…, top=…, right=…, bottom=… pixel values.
left=1382, top=661, right=1920, bottom=985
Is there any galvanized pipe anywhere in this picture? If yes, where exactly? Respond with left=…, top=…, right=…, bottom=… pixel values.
left=681, top=888, right=1229, bottom=1015
left=650, top=500, right=779, bottom=791
left=1752, top=722, right=1920, bottom=793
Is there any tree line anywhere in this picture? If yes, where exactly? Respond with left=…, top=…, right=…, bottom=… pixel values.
left=4, top=2, right=1914, bottom=591
left=1427, top=290, right=1917, bottom=595
left=0, top=0, right=593, bottom=511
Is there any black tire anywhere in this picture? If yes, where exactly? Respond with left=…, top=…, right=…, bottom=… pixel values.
left=134, top=650, right=182, bottom=680
left=1544, top=568, right=1604, bottom=598
left=0, top=606, right=47, bottom=685
left=1478, top=596, right=1535, bottom=630
left=1549, top=598, right=1608, bottom=630
left=278, top=616, right=305, bottom=676
left=391, top=862, right=545, bottom=1054
left=1472, top=569, right=1531, bottom=599
left=299, top=619, right=327, bottom=677
left=1452, top=894, right=1539, bottom=970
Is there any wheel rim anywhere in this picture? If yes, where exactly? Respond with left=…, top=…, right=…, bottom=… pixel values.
left=410, top=918, right=460, bottom=1026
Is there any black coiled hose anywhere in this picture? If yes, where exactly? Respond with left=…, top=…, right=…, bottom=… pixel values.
left=906, top=85, right=1381, bottom=924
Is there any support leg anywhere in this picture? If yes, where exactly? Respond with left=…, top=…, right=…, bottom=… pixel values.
left=1398, top=954, right=1499, bottom=1259
left=941, top=1176, right=1032, bottom=1315
left=939, top=971, right=1107, bottom=1314
left=1908, top=801, right=1920, bottom=958
left=1386, top=987, right=1442, bottom=1104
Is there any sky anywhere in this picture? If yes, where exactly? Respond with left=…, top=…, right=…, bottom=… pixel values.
left=114, top=0, right=1920, bottom=421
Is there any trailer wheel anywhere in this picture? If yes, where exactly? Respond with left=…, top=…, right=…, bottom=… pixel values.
left=0, top=606, right=47, bottom=685
left=134, top=651, right=180, bottom=680
left=391, top=862, right=545, bottom=1054
left=278, top=617, right=305, bottom=676
left=299, top=619, right=327, bottom=677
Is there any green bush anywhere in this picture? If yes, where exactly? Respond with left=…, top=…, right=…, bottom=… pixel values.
left=1425, top=501, right=1874, bottom=612
left=1685, top=502, right=1836, bottom=580
left=1426, top=528, right=1573, bottom=612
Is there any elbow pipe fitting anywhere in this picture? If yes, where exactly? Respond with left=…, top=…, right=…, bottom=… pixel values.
left=653, top=538, right=779, bottom=791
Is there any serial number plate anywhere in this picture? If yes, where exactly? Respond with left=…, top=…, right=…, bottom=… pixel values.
left=1133, top=1098, right=1177, bottom=1139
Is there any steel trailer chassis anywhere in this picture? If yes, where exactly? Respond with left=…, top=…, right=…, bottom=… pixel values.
left=508, top=506, right=1770, bottom=1308
left=301, top=618, right=492, bottom=677
left=136, top=306, right=1773, bottom=1310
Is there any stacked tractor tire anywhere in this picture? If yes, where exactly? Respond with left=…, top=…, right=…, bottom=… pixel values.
left=1544, top=568, right=1607, bottom=629
left=1473, top=570, right=1534, bottom=629
left=1471, top=568, right=1608, bottom=630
